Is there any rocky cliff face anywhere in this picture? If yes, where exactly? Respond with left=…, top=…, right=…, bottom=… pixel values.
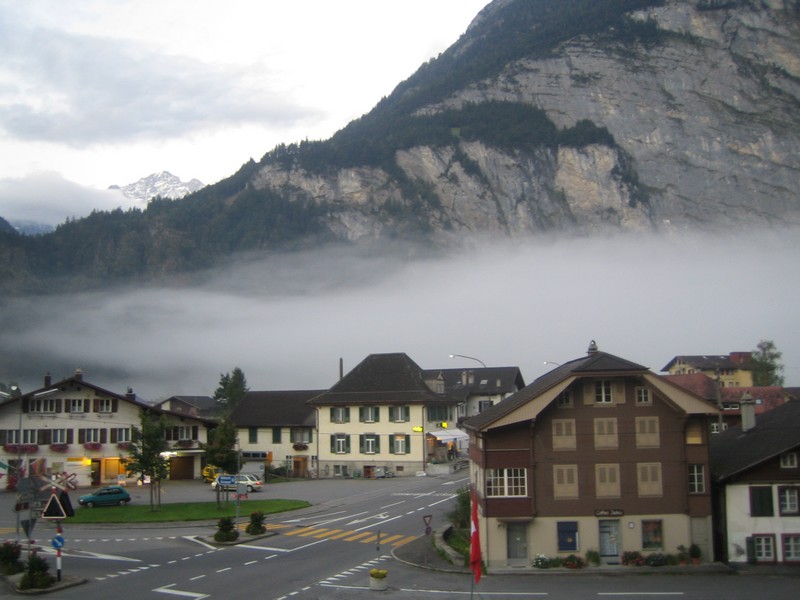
left=249, top=0, right=800, bottom=241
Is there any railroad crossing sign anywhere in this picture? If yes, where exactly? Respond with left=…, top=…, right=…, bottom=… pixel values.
left=37, top=472, right=78, bottom=492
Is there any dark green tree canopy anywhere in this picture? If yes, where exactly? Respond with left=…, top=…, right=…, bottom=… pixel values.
left=213, top=367, right=249, bottom=415
left=751, top=339, right=785, bottom=386
left=202, top=418, right=239, bottom=475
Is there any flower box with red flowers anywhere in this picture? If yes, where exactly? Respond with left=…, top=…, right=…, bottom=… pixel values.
left=50, top=443, right=70, bottom=453
left=4, top=444, right=38, bottom=454
left=83, top=442, right=102, bottom=451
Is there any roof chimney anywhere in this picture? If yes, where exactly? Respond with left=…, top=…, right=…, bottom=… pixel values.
left=740, top=391, right=756, bottom=432
left=74, top=368, right=83, bottom=381
left=44, top=372, right=51, bottom=387
left=126, top=387, right=136, bottom=402
left=587, top=340, right=598, bottom=355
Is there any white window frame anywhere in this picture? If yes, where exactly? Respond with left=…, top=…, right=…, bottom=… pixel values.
left=51, top=429, right=68, bottom=444
left=85, top=428, right=101, bottom=443
left=781, top=452, right=798, bottom=469
left=779, top=487, right=799, bottom=515
left=69, top=398, right=85, bottom=412
left=22, top=429, right=37, bottom=444
left=688, top=464, right=706, bottom=494
left=361, top=406, right=379, bottom=423
left=97, top=398, right=113, bottom=413
left=635, top=387, right=651, bottom=405
left=115, top=428, right=131, bottom=443
left=392, top=434, right=407, bottom=455
left=595, top=380, right=613, bottom=404
left=334, top=434, right=348, bottom=454
left=486, top=467, right=527, bottom=497
left=754, top=535, right=775, bottom=561
left=556, top=390, right=573, bottom=408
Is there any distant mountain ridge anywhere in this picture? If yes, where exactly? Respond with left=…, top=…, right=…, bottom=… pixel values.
left=1, top=0, right=799, bottom=295
left=109, top=171, right=205, bottom=203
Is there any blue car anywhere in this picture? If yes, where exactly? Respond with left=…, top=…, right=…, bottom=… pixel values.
left=78, top=485, right=131, bottom=507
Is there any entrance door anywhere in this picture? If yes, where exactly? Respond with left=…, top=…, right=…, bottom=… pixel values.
left=598, top=520, right=621, bottom=564
left=292, top=456, right=308, bottom=478
left=91, top=459, right=101, bottom=485
left=506, top=522, right=528, bottom=566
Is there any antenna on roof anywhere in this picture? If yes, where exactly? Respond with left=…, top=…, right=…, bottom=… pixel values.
left=587, top=340, right=598, bottom=354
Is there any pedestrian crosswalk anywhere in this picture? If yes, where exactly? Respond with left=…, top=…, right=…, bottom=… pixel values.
left=266, top=523, right=417, bottom=546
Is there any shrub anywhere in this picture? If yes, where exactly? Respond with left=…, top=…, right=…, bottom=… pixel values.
left=689, top=544, right=702, bottom=560
left=446, top=486, right=471, bottom=530
left=645, top=552, right=666, bottom=567
left=548, top=556, right=563, bottom=568
left=0, top=541, right=23, bottom=575
left=18, top=551, right=55, bottom=590
left=562, top=554, right=585, bottom=569
left=664, top=553, right=679, bottom=566
left=245, top=511, right=266, bottom=535
left=585, top=549, right=601, bottom=566
left=532, top=554, right=550, bottom=569
left=213, top=516, right=239, bottom=542
left=622, top=550, right=645, bottom=566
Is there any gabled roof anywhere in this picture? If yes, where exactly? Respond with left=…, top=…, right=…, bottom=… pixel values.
left=155, top=395, right=219, bottom=418
left=307, top=353, right=458, bottom=406
left=661, top=352, right=752, bottom=372
left=462, top=343, right=650, bottom=433
left=710, top=400, right=800, bottom=481
left=229, top=390, right=324, bottom=428
left=422, top=367, right=525, bottom=399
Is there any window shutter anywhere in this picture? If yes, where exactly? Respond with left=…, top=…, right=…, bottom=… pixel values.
left=375, top=435, right=380, bottom=453
left=64, top=401, right=71, bottom=413
left=345, top=407, right=350, bottom=423
left=192, top=426, right=198, bottom=440
left=359, top=407, right=366, bottom=422
left=67, top=429, right=74, bottom=444
left=389, top=437, right=395, bottom=454
left=374, top=407, right=380, bottom=423
left=404, top=406, right=410, bottom=421
left=38, top=430, right=47, bottom=444
left=84, top=400, right=90, bottom=413
left=0, top=431, right=5, bottom=445
left=330, top=407, right=335, bottom=422
left=405, top=434, right=410, bottom=453
left=330, top=435, right=336, bottom=453
left=359, top=434, right=365, bottom=453
left=79, top=429, right=86, bottom=444
left=56, top=399, right=62, bottom=413
left=112, top=398, right=119, bottom=412
left=111, top=428, right=118, bottom=443
left=93, top=398, right=99, bottom=412
left=22, top=399, right=29, bottom=413
left=100, top=429, right=108, bottom=443
left=345, top=435, right=351, bottom=453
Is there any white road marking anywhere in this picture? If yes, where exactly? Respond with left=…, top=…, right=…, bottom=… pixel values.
left=153, top=583, right=209, bottom=599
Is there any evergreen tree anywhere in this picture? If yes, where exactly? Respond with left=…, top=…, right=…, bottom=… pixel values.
left=751, top=339, right=785, bottom=386
left=202, top=418, right=240, bottom=507
left=213, top=367, right=249, bottom=415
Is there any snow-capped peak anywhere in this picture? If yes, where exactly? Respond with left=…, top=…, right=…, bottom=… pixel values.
left=109, top=171, right=205, bottom=203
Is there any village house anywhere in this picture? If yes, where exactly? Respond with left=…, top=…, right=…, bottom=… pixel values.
left=0, top=370, right=211, bottom=488
left=661, top=352, right=754, bottom=388
left=710, top=398, right=800, bottom=564
left=462, top=342, right=720, bottom=571
left=228, top=390, right=323, bottom=477
left=307, top=353, right=462, bottom=478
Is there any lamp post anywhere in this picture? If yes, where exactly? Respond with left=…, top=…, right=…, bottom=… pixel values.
left=543, top=361, right=561, bottom=367
left=449, top=354, right=487, bottom=368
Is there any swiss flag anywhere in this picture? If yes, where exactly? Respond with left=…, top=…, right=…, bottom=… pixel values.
left=469, top=486, right=482, bottom=584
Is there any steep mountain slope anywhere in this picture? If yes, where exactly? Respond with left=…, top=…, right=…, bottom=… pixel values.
left=1, top=0, right=798, bottom=294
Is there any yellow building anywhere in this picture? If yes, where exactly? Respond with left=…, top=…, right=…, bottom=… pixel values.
left=661, top=352, right=753, bottom=388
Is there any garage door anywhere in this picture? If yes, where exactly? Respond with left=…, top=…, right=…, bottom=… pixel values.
left=170, top=456, right=194, bottom=480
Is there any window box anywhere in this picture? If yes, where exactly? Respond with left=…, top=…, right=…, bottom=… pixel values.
left=292, top=443, right=308, bottom=451
left=83, top=442, right=102, bottom=451
left=175, top=439, right=195, bottom=448
left=4, top=444, right=38, bottom=454
left=116, top=442, right=131, bottom=450
left=50, top=443, right=70, bottom=453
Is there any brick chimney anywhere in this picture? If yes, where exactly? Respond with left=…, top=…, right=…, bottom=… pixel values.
left=126, top=387, right=136, bottom=402
left=74, top=368, right=83, bottom=381
left=740, top=391, right=756, bottom=432
left=44, top=372, right=51, bottom=387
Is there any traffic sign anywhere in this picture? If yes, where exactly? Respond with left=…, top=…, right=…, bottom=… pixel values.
left=42, top=494, right=67, bottom=520
left=217, top=475, right=236, bottom=485
left=51, top=534, right=65, bottom=550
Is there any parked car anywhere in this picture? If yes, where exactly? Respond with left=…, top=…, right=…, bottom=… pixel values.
left=78, top=485, right=131, bottom=507
left=211, top=473, right=262, bottom=492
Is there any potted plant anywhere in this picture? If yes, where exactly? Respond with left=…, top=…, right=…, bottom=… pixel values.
left=369, top=568, right=388, bottom=591
left=689, top=544, right=702, bottom=564
left=677, top=545, right=690, bottom=565
left=532, top=554, right=550, bottom=569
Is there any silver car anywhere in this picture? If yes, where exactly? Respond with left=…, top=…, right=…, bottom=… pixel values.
left=211, top=473, right=263, bottom=492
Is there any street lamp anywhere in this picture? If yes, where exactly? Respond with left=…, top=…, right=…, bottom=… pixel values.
left=543, top=361, right=561, bottom=367
left=449, top=354, right=487, bottom=368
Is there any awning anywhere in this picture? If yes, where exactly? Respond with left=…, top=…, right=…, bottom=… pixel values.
left=427, top=429, right=469, bottom=443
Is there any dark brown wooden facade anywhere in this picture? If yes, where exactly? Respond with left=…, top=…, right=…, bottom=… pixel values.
left=463, top=343, right=719, bottom=570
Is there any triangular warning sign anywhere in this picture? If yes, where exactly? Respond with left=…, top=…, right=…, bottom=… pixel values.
left=42, top=494, right=67, bottom=519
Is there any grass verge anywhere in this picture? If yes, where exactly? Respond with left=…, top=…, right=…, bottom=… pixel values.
left=69, top=499, right=310, bottom=524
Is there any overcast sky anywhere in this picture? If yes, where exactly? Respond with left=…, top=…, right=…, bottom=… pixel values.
left=0, top=0, right=490, bottom=224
